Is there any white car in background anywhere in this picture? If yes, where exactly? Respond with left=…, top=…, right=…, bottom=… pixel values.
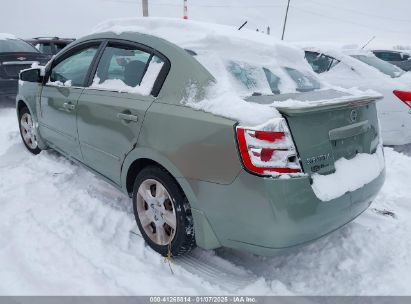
left=303, top=47, right=411, bottom=145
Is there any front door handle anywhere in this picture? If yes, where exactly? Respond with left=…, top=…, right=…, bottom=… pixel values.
left=63, top=102, right=76, bottom=111
left=117, top=112, right=138, bottom=122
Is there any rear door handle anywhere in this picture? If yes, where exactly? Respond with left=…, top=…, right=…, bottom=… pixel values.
left=63, top=102, right=76, bottom=111
left=117, top=113, right=139, bottom=122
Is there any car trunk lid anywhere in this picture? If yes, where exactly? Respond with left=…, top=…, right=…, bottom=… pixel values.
left=246, top=90, right=382, bottom=176
left=0, top=52, right=49, bottom=79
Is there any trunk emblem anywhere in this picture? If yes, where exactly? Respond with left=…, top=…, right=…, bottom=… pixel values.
left=17, top=57, right=27, bottom=61
left=350, top=110, right=358, bottom=122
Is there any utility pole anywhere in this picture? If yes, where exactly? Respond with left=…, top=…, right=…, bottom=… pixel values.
left=183, top=0, right=188, bottom=19
left=142, top=0, right=149, bottom=17
left=281, top=0, right=291, bottom=40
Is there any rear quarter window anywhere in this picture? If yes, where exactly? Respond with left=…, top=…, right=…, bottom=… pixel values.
left=91, top=44, right=165, bottom=96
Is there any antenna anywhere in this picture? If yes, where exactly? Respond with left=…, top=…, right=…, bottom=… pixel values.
left=361, top=36, right=376, bottom=49
left=238, top=21, right=248, bottom=30
left=281, top=0, right=291, bottom=40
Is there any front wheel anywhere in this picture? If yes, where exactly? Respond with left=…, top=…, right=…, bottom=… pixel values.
left=132, top=166, right=196, bottom=257
left=19, top=107, right=41, bottom=155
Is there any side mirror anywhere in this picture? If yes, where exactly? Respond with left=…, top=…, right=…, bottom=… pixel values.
left=19, top=68, right=43, bottom=83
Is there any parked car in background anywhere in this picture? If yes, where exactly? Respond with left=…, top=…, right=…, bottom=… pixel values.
left=25, top=37, right=75, bottom=56
left=372, top=50, right=411, bottom=71
left=16, top=19, right=385, bottom=257
left=304, top=47, right=411, bottom=145
left=0, top=33, right=50, bottom=101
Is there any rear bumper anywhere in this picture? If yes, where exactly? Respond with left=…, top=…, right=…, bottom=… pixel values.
left=380, top=110, right=411, bottom=145
left=190, top=168, right=385, bottom=255
left=0, top=79, right=18, bottom=99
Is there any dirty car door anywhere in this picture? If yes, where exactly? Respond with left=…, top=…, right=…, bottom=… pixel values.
left=76, top=41, right=168, bottom=185
left=39, top=43, right=101, bottom=160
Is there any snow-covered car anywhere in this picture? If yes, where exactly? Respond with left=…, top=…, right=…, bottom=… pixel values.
left=372, top=50, right=411, bottom=72
left=16, top=18, right=385, bottom=257
left=304, top=47, right=411, bottom=145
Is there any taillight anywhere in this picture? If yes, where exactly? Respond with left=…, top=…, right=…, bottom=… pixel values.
left=393, top=90, right=411, bottom=108
left=235, top=118, right=302, bottom=176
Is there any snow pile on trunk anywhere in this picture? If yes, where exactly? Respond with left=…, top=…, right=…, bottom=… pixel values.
left=311, top=145, right=385, bottom=201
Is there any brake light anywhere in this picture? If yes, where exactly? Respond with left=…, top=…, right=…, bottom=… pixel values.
left=236, top=118, right=302, bottom=176
left=393, top=90, right=411, bottom=108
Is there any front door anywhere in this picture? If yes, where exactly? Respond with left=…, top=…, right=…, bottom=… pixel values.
left=76, top=41, right=167, bottom=185
left=39, top=44, right=100, bottom=160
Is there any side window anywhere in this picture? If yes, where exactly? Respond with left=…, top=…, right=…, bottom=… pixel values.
left=305, top=51, right=339, bottom=73
left=39, top=43, right=53, bottom=55
left=263, top=68, right=280, bottom=94
left=375, top=51, right=402, bottom=62
left=91, top=44, right=165, bottom=96
left=49, top=46, right=98, bottom=87
left=54, top=43, right=67, bottom=54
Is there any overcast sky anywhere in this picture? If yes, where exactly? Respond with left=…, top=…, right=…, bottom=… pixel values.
left=1, top=0, right=410, bottom=48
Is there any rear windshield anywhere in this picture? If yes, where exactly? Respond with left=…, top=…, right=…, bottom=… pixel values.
left=0, top=39, right=39, bottom=53
left=351, top=54, right=405, bottom=78
left=227, top=61, right=321, bottom=95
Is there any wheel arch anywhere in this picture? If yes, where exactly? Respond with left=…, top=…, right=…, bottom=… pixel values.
left=121, top=148, right=221, bottom=250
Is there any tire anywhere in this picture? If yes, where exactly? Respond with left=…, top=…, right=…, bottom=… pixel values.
left=18, top=106, right=41, bottom=155
left=132, top=166, right=196, bottom=257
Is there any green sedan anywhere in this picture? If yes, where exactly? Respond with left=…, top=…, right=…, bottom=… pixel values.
left=16, top=19, right=385, bottom=257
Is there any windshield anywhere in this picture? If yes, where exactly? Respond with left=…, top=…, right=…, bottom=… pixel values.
left=0, top=39, right=39, bottom=53
left=227, top=61, right=321, bottom=95
left=351, top=54, right=405, bottom=78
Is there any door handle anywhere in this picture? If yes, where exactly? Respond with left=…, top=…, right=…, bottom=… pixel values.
left=63, top=102, right=76, bottom=111
left=117, top=112, right=139, bottom=122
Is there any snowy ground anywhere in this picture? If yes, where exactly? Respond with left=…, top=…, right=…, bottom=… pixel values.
left=0, top=101, right=411, bottom=295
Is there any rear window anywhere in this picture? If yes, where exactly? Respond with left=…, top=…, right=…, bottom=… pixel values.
left=0, top=39, right=39, bottom=53
left=227, top=61, right=321, bottom=95
left=351, top=54, right=405, bottom=78
left=373, top=51, right=408, bottom=62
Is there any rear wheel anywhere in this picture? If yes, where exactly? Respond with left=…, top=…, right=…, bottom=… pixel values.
left=132, top=166, right=196, bottom=257
left=19, top=107, right=41, bottom=155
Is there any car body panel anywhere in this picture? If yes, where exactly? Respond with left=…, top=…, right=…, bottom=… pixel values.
left=185, top=167, right=385, bottom=255
left=38, top=85, right=83, bottom=160
left=77, top=89, right=155, bottom=185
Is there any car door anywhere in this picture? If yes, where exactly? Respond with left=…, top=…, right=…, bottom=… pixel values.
left=76, top=41, right=168, bottom=185
left=39, top=42, right=102, bottom=160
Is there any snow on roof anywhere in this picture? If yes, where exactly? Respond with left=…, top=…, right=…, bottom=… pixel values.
left=91, top=18, right=382, bottom=128
left=92, top=17, right=310, bottom=71
left=0, top=33, right=17, bottom=40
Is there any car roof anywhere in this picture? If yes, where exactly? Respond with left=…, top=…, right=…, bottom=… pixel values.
left=89, top=17, right=311, bottom=72
left=0, top=33, right=18, bottom=40
left=28, top=37, right=75, bottom=42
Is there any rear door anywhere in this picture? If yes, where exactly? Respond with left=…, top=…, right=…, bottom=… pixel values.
left=39, top=42, right=102, bottom=160
left=76, top=40, right=169, bottom=185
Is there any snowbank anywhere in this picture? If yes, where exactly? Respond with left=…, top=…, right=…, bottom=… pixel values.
left=311, top=145, right=385, bottom=201
left=0, top=107, right=411, bottom=295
